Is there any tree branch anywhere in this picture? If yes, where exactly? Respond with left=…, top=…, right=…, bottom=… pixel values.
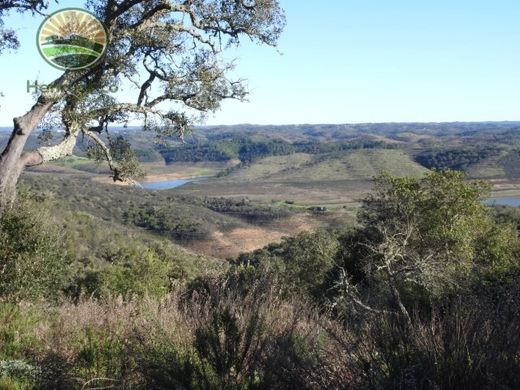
left=82, top=129, right=120, bottom=181
left=22, top=130, right=78, bottom=167
left=82, top=129, right=141, bottom=186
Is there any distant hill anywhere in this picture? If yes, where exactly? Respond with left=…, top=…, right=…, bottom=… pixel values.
left=195, top=121, right=520, bottom=142
left=3, top=122, right=520, bottom=184
left=219, top=150, right=427, bottom=183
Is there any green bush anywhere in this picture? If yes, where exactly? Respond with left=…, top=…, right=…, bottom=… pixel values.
left=0, top=192, right=71, bottom=302
left=234, top=229, right=339, bottom=298
left=68, top=243, right=175, bottom=300
left=0, top=303, right=45, bottom=368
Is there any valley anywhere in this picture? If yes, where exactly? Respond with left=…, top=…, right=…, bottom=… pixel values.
left=4, top=121, right=520, bottom=260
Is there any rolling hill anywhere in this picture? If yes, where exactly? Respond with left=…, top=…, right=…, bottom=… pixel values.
left=174, top=149, right=427, bottom=206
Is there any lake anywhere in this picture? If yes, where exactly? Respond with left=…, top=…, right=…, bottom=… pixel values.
left=484, top=197, right=520, bottom=207
left=141, top=176, right=207, bottom=190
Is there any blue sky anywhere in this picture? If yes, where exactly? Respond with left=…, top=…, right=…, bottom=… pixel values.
left=0, top=0, right=519, bottom=126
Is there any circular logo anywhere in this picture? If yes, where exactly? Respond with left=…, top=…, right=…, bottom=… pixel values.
left=37, top=8, right=108, bottom=70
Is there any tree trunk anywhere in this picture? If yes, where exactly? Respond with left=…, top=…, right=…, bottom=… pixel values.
left=0, top=100, right=54, bottom=214
left=387, top=275, right=413, bottom=327
left=0, top=71, right=88, bottom=215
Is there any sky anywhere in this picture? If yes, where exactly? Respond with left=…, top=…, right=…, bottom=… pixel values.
left=0, top=0, right=520, bottom=126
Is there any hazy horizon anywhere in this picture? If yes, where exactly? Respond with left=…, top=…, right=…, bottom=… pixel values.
left=3, top=120, right=520, bottom=129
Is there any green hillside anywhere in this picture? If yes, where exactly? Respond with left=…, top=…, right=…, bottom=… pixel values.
left=222, top=149, right=426, bottom=183
left=172, top=149, right=427, bottom=207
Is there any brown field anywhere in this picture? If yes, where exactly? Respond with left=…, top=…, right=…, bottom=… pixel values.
left=184, top=213, right=325, bottom=258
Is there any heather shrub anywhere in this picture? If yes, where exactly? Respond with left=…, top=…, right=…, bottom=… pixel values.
left=0, top=303, right=44, bottom=361
left=0, top=192, right=71, bottom=302
left=23, top=280, right=360, bottom=389
left=351, top=280, right=520, bottom=389
left=32, top=299, right=137, bottom=388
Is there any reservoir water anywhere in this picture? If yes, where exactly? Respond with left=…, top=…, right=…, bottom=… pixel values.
left=141, top=176, right=209, bottom=190
left=141, top=179, right=193, bottom=190
left=484, top=197, right=520, bottom=207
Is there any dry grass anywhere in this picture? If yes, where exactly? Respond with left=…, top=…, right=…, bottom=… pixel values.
left=186, top=214, right=317, bottom=258
left=20, top=281, right=361, bottom=389
left=2, top=277, right=519, bottom=389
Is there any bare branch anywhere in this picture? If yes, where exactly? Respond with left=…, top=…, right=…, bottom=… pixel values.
left=332, top=268, right=395, bottom=316
left=82, top=129, right=142, bottom=186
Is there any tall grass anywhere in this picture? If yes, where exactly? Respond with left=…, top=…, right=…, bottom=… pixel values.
left=1, top=278, right=519, bottom=388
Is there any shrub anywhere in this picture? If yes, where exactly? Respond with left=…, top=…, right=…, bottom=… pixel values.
left=351, top=281, right=520, bottom=389
left=0, top=360, right=40, bottom=389
left=233, top=230, right=339, bottom=298
left=0, top=191, right=71, bottom=302
left=0, top=304, right=44, bottom=360
left=68, top=244, right=174, bottom=300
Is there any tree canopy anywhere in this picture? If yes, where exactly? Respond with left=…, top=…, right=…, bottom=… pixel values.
left=0, top=0, right=285, bottom=212
left=0, top=0, right=48, bottom=53
left=335, top=170, right=518, bottom=322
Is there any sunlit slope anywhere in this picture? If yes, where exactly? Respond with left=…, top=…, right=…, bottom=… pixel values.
left=224, top=149, right=427, bottom=183
left=173, top=149, right=428, bottom=206
left=455, top=149, right=520, bottom=180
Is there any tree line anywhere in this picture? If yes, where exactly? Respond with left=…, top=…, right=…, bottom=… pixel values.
left=159, top=137, right=394, bottom=163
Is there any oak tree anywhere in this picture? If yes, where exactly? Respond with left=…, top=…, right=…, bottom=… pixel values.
left=0, top=0, right=49, bottom=53
left=0, top=0, right=285, bottom=213
left=334, top=170, right=516, bottom=325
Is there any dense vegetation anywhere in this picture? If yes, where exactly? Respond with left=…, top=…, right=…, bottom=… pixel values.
left=123, top=202, right=211, bottom=240
left=196, top=121, right=520, bottom=140
left=199, top=197, right=292, bottom=222
left=19, top=173, right=298, bottom=247
left=4, top=122, right=520, bottom=184
left=121, top=197, right=292, bottom=240
left=1, top=170, right=519, bottom=388
left=415, top=146, right=504, bottom=171
left=0, top=189, right=220, bottom=303
left=158, top=137, right=394, bottom=164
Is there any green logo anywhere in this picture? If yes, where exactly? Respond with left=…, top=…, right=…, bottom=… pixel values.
left=37, top=8, right=108, bottom=70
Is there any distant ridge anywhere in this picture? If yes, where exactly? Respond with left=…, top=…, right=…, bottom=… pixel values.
left=2, top=122, right=520, bottom=135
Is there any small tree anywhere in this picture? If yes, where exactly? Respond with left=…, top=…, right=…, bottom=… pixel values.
left=334, top=170, right=516, bottom=324
left=0, top=0, right=285, bottom=213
